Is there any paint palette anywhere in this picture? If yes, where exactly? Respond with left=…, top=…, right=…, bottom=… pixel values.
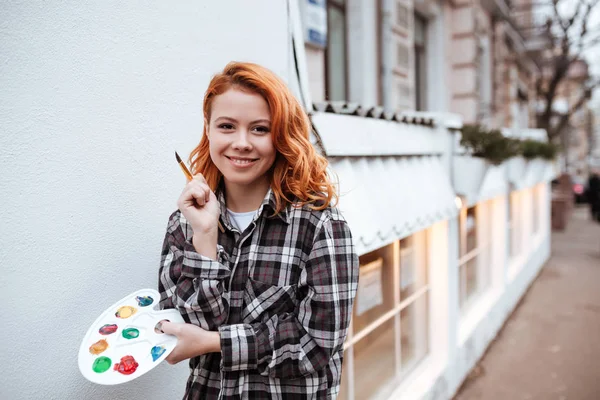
left=78, top=289, right=184, bottom=385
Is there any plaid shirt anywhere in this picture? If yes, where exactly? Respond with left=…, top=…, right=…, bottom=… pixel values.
left=158, top=188, right=359, bottom=399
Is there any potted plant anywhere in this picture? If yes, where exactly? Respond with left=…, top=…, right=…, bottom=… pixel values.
left=453, top=125, right=516, bottom=204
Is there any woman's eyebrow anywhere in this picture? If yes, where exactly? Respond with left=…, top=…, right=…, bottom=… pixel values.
left=213, top=117, right=270, bottom=125
left=250, top=119, right=271, bottom=125
left=214, top=116, right=237, bottom=123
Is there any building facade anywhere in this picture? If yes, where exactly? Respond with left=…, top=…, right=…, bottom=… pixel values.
left=299, top=1, right=555, bottom=399
left=2, top=1, right=556, bottom=399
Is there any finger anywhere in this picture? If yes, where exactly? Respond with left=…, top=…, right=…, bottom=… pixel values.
left=166, top=349, right=182, bottom=365
left=159, top=321, right=180, bottom=336
left=192, top=174, right=207, bottom=185
left=189, top=188, right=207, bottom=206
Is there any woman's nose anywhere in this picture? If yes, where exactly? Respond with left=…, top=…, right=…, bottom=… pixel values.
left=232, top=131, right=252, bottom=151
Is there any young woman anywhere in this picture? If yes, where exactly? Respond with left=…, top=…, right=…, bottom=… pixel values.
left=158, top=62, right=359, bottom=399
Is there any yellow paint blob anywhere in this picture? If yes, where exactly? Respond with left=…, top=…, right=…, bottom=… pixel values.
left=89, top=339, right=109, bottom=355
left=115, top=305, right=137, bottom=319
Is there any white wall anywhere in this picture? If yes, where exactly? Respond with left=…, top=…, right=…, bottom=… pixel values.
left=0, top=1, right=290, bottom=399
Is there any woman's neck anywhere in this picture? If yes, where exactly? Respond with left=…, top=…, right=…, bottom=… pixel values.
left=224, top=177, right=270, bottom=213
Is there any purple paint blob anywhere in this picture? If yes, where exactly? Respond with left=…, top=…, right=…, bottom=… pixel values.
left=99, top=324, right=118, bottom=335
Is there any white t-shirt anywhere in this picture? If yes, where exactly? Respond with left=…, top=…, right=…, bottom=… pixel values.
left=227, top=209, right=258, bottom=232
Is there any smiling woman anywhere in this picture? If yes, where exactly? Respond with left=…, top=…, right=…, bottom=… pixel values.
left=157, top=62, right=359, bottom=400
left=207, top=90, right=276, bottom=212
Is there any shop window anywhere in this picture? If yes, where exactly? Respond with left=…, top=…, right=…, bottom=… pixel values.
left=532, top=186, right=540, bottom=234
left=458, top=203, right=492, bottom=310
left=325, top=0, right=348, bottom=101
left=509, top=191, right=521, bottom=259
left=343, top=230, right=429, bottom=399
left=353, top=319, right=396, bottom=399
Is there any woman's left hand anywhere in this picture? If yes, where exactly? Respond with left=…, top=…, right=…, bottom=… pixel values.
left=159, top=321, right=221, bottom=364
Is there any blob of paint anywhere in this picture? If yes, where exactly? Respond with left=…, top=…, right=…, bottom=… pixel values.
left=115, top=306, right=137, bottom=319
left=151, top=345, right=166, bottom=361
left=99, top=324, right=118, bottom=335
left=113, top=355, right=139, bottom=375
left=92, top=356, right=112, bottom=373
left=89, top=339, right=109, bottom=355
left=136, top=296, right=153, bottom=307
left=122, top=328, right=140, bottom=339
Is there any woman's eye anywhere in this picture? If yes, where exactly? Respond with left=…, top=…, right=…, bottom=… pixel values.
left=218, top=124, right=234, bottom=130
left=253, top=126, right=270, bottom=134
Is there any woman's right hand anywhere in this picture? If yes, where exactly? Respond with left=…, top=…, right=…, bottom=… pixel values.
left=177, top=174, right=220, bottom=235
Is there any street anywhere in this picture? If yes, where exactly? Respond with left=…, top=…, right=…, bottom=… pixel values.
left=455, top=206, right=600, bottom=400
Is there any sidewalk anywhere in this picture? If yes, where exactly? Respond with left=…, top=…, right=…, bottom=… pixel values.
left=454, top=206, right=600, bottom=400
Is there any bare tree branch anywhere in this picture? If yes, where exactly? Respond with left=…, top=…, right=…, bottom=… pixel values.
left=576, top=0, right=600, bottom=54
left=545, top=78, right=600, bottom=140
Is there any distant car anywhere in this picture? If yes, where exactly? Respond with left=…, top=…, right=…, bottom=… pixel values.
left=572, top=177, right=587, bottom=204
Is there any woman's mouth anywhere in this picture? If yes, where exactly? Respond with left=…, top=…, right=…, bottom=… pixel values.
left=226, top=156, right=259, bottom=167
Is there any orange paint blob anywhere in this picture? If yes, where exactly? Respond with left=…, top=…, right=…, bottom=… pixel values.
left=89, top=339, right=109, bottom=355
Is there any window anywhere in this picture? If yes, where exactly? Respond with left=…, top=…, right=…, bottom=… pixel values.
left=509, top=191, right=521, bottom=259
left=476, top=36, right=491, bottom=123
left=325, top=0, right=348, bottom=101
left=532, top=186, right=540, bottom=235
left=413, top=12, right=427, bottom=111
left=458, top=203, right=492, bottom=310
left=339, top=230, right=429, bottom=400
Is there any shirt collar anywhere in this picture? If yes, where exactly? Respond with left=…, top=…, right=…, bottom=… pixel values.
left=217, top=185, right=290, bottom=230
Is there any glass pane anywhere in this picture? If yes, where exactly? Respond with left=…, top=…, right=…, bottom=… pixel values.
left=338, top=350, right=350, bottom=400
left=400, top=232, right=428, bottom=300
left=354, top=244, right=395, bottom=334
left=416, top=47, right=427, bottom=111
left=465, top=256, right=478, bottom=302
left=459, top=262, right=467, bottom=308
left=414, top=13, right=426, bottom=45
left=327, top=6, right=347, bottom=101
left=353, top=319, right=396, bottom=400
left=400, top=294, right=429, bottom=373
left=510, top=220, right=519, bottom=258
left=532, top=188, right=539, bottom=233
left=466, top=207, right=477, bottom=253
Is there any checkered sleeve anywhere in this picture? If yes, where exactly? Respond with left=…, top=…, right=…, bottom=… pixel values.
left=219, top=215, right=359, bottom=378
left=158, top=211, right=231, bottom=330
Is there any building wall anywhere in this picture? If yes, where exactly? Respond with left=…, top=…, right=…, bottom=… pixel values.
left=0, top=1, right=291, bottom=399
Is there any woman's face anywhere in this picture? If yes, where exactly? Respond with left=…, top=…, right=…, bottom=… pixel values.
left=208, top=88, right=276, bottom=191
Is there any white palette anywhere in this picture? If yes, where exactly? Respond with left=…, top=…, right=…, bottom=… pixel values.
left=78, top=289, right=184, bottom=385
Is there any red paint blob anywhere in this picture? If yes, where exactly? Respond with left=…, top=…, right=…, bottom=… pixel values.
left=113, top=355, right=139, bottom=375
left=99, top=324, right=118, bottom=335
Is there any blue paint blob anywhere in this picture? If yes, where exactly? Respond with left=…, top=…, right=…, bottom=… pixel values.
left=136, top=296, right=153, bottom=307
left=151, top=345, right=166, bottom=362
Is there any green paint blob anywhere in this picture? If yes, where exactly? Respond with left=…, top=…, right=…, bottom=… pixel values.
left=122, top=328, right=140, bottom=339
left=92, top=356, right=112, bottom=373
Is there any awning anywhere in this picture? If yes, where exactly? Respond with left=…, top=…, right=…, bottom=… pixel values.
left=329, top=155, right=458, bottom=256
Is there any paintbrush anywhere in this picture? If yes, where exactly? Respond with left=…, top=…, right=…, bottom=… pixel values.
left=175, top=151, right=224, bottom=233
left=175, top=151, right=194, bottom=181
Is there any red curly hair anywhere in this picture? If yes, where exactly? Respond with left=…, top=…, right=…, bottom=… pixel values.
left=189, top=61, right=336, bottom=214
